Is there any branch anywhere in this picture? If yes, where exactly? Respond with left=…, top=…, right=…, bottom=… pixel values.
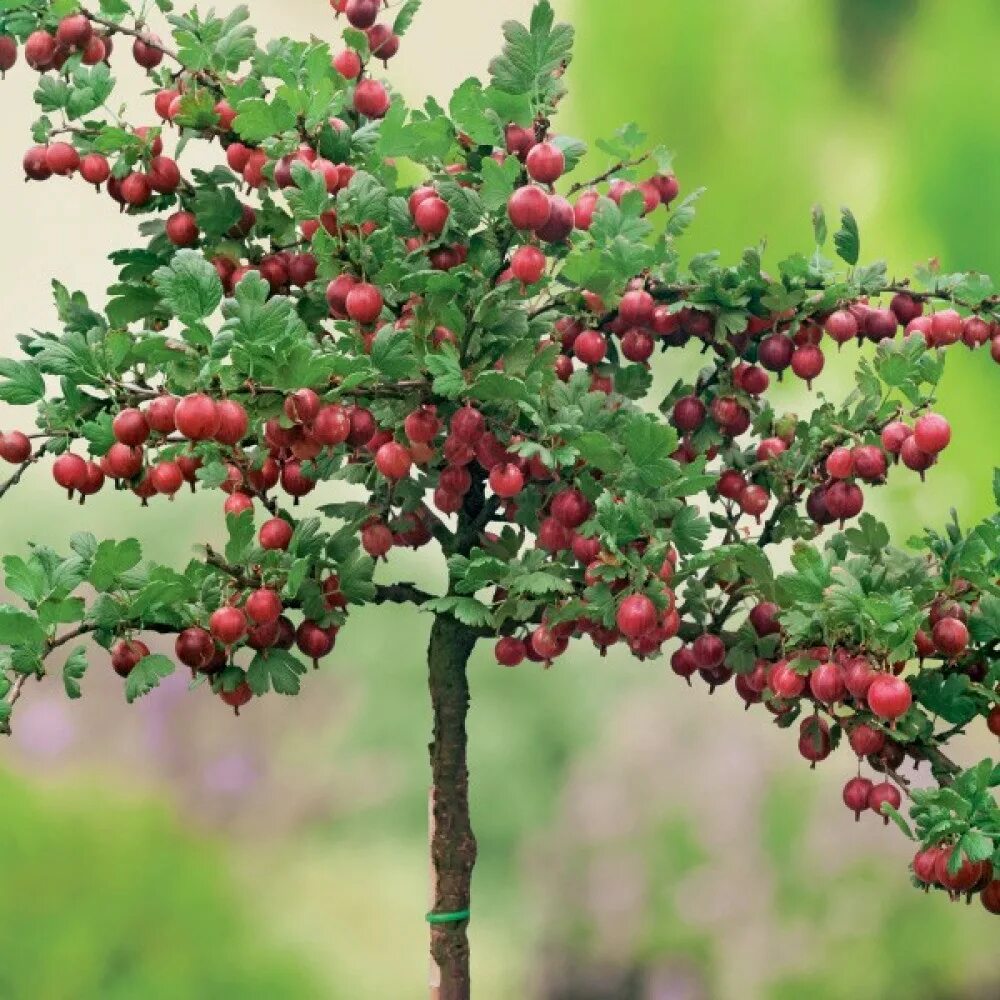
left=566, top=152, right=650, bottom=196
left=80, top=5, right=182, bottom=65
left=373, top=582, right=435, bottom=606
left=0, top=442, right=50, bottom=501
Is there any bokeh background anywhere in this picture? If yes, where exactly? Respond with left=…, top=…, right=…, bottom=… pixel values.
left=2, top=1, right=999, bottom=997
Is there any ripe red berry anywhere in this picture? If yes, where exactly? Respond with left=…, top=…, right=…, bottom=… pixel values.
left=982, top=880, right=1000, bottom=915
left=535, top=195, right=574, bottom=242
left=692, top=633, right=725, bottom=670
left=175, top=393, right=220, bottom=440
left=111, top=639, right=150, bottom=677
left=573, top=330, right=606, bottom=366
left=511, top=245, right=546, bottom=285
left=120, top=173, right=153, bottom=206
left=345, top=0, right=379, bottom=28
left=550, top=488, right=591, bottom=528
left=210, top=606, right=247, bottom=645
left=825, top=446, right=854, bottom=480
left=132, top=34, right=164, bottom=68
left=930, top=309, right=962, bottom=346
left=671, top=395, right=706, bottom=432
left=53, top=453, right=88, bottom=492
left=165, top=210, right=199, bottom=247
left=220, top=681, right=253, bottom=710
left=362, top=522, right=393, bottom=558
left=296, top=620, right=336, bottom=660
left=112, top=408, right=150, bottom=447
left=616, top=594, right=657, bottom=639
left=488, top=462, right=525, bottom=498
left=413, top=195, right=450, bottom=236
left=45, top=142, right=80, bottom=177
left=867, top=674, right=912, bottom=720
left=842, top=776, right=873, bottom=820
left=791, top=343, right=825, bottom=386
left=768, top=660, right=805, bottom=699
left=345, top=282, right=383, bottom=325
left=0, top=35, right=17, bottom=74
left=738, top=484, right=769, bottom=518
left=621, top=328, right=655, bottom=363
left=260, top=518, right=294, bottom=551
left=525, top=141, right=565, bottom=184
left=913, top=413, right=951, bottom=454
left=0, top=431, right=32, bottom=464
left=848, top=723, right=885, bottom=757
left=375, top=440, right=412, bottom=480
left=175, top=627, right=216, bottom=670
left=809, top=662, right=846, bottom=705
left=932, top=616, right=969, bottom=658
left=353, top=78, right=390, bottom=118
left=495, top=636, right=527, bottom=667
left=245, top=588, right=282, bottom=626
left=758, top=333, right=794, bottom=372
left=23, top=146, right=52, bottom=181
left=900, top=434, right=935, bottom=475
left=150, top=461, right=184, bottom=496
left=24, top=31, right=56, bottom=70
left=333, top=48, right=362, bottom=79
left=507, top=186, right=551, bottom=230
left=851, top=444, right=887, bottom=482
left=213, top=400, right=249, bottom=446
left=868, top=781, right=901, bottom=823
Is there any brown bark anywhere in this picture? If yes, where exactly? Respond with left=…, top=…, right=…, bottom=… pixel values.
left=427, top=612, right=478, bottom=1000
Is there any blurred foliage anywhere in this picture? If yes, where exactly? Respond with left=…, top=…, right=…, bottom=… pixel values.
left=0, top=769, right=322, bottom=1000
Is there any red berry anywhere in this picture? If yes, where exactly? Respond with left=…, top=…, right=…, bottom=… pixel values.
left=758, top=333, right=794, bottom=372
left=413, top=195, right=450, bottom=236
left=132, top=34, right=164, bottom=68
left=573, top=330, right=607, bottom=366
left=145, top=395, right=178, bottom=434
left=113, top=408, right=150, bottom=447
left=53, top=453, right=88, bottom=492
left=23, top=146, right=52, bottom=181
left=210, top=606, right=247, bottom=645
left=900, top=435, right=935, bottom=474
left=111, top=639, right=149, bottom=677
left=749, top=602, right=780, bottom=637
left=165, top=210, right=198, bottom=247
left=692, top=634, right=725, bottom=670
left=245, top=588, right=282, bottom=626
left=0, top=431, right=32, bottom=464
left=175, top=627, right=216, bottom=670
left=507, top=186, right=551, bottom=230
left=511, top=245, right=546, bottom=285
left=550, top=488, right=591, bottom=528
left=333, top=48, right=362, bottom=79
left=769, top=660, right=805, bottom=699
left=867, top=674, right=912, bottom=720
left=24, top=31, right=56, bottom=71
left=525, top=141, right=565, bottom=184
left=791, top=343, right=825, bottom=386
left=345, top=282, right=383, bottom=325
left=842, top=776, right=873, bottom=820
left=621, top=328, right=655, bottom=363
left=535, top=195, right=574, bottom=242
left=930, top=309, right=962, bottom=346
left=353, top=79, right=390, bottom=118
left=825, top=446, right=854, bottom=480
left=848, top=723, right=885, bottom=757
left=488, top=462, right=525, bottom=498
left=852, top=444, right=887, bottom=482
left=738, top=484, right=769, bottom=518
left=362, top=522, right=393, bottom=558
left=375, top=440, right=412, bottom=480
left=260, top=518, right=294, bottom=551
left=495, top=636, right=526, bottom=667
left=671, top=395, right=706, bottom=432
left=0, top=36, right=18, bottom=73
left=450, top=406, right=485, bottom=443
left=913, top=413, right=951, bottom=454
left=45, top=142, right=80, bottom=177
left=345, top=0, right=379, bottom=29
left=616, top=594, right=657, bottom=639
left=809, top=662, right=846, bottom=705
left=281, top=461, right=315, bottom=497
left=932, top=616, right=969, bottom=658
left=175, top=393, right=220, bottom=440
left=79, top=152, right=111, bottom=188
left=150, top=461, right=184, bottom=496
left=296, top=620, right=336, bottom=660
left=120, top=173, right=153, bottom=206
left=868, top=782, right=901, bottom=823
left=220, top=681, right=253, bottom=710
left=982, top=880, right=1000, bottom=915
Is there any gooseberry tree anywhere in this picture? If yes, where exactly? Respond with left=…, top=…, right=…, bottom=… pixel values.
left=0, top=1, right=999, bottom=995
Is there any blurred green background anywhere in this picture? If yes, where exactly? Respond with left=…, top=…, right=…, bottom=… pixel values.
left=1, top=1, right=999, bottom=998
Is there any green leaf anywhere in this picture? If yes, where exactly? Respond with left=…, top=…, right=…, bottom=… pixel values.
left=833, top=206, right=860, bottom=265
left=424, top=596, right=492, bottom=628
left=623, top=415, right=678, bottom=488
left=425, top=349, right=466, bottom=398
left=0, top=358, right=45, bottom=405
left=89, top=539, right=142, bottom=591
left=0, top=606, right=46, bottom=650
left=124, top=653, right=175, bottom=704
left=573, top=431, right=622, bottom=473
left=393, top=0, right=421, bottom=35
left=247, top=649, right=307, bottom=696
left=479, top=154, right=520, bottom=211
left=62, top=646, right=88, bottom=700
left=811, top=204, right=827, bottom=247
left=154, top=249, right=224, bottom=322
left=488, top=1, right=574, bottom=104
left=224, top=510, right=255, bottom=565
left=233, top=96, right=297, bottom=142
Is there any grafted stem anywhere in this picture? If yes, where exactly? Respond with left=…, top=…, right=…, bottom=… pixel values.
left=426, top=612, right=478, bottom=999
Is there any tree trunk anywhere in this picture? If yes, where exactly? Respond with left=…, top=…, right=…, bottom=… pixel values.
left=427, top=612, right=479, bottom=999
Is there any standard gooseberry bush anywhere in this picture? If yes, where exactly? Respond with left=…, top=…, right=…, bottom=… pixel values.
left=0, top=0, right=998, bottom=995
